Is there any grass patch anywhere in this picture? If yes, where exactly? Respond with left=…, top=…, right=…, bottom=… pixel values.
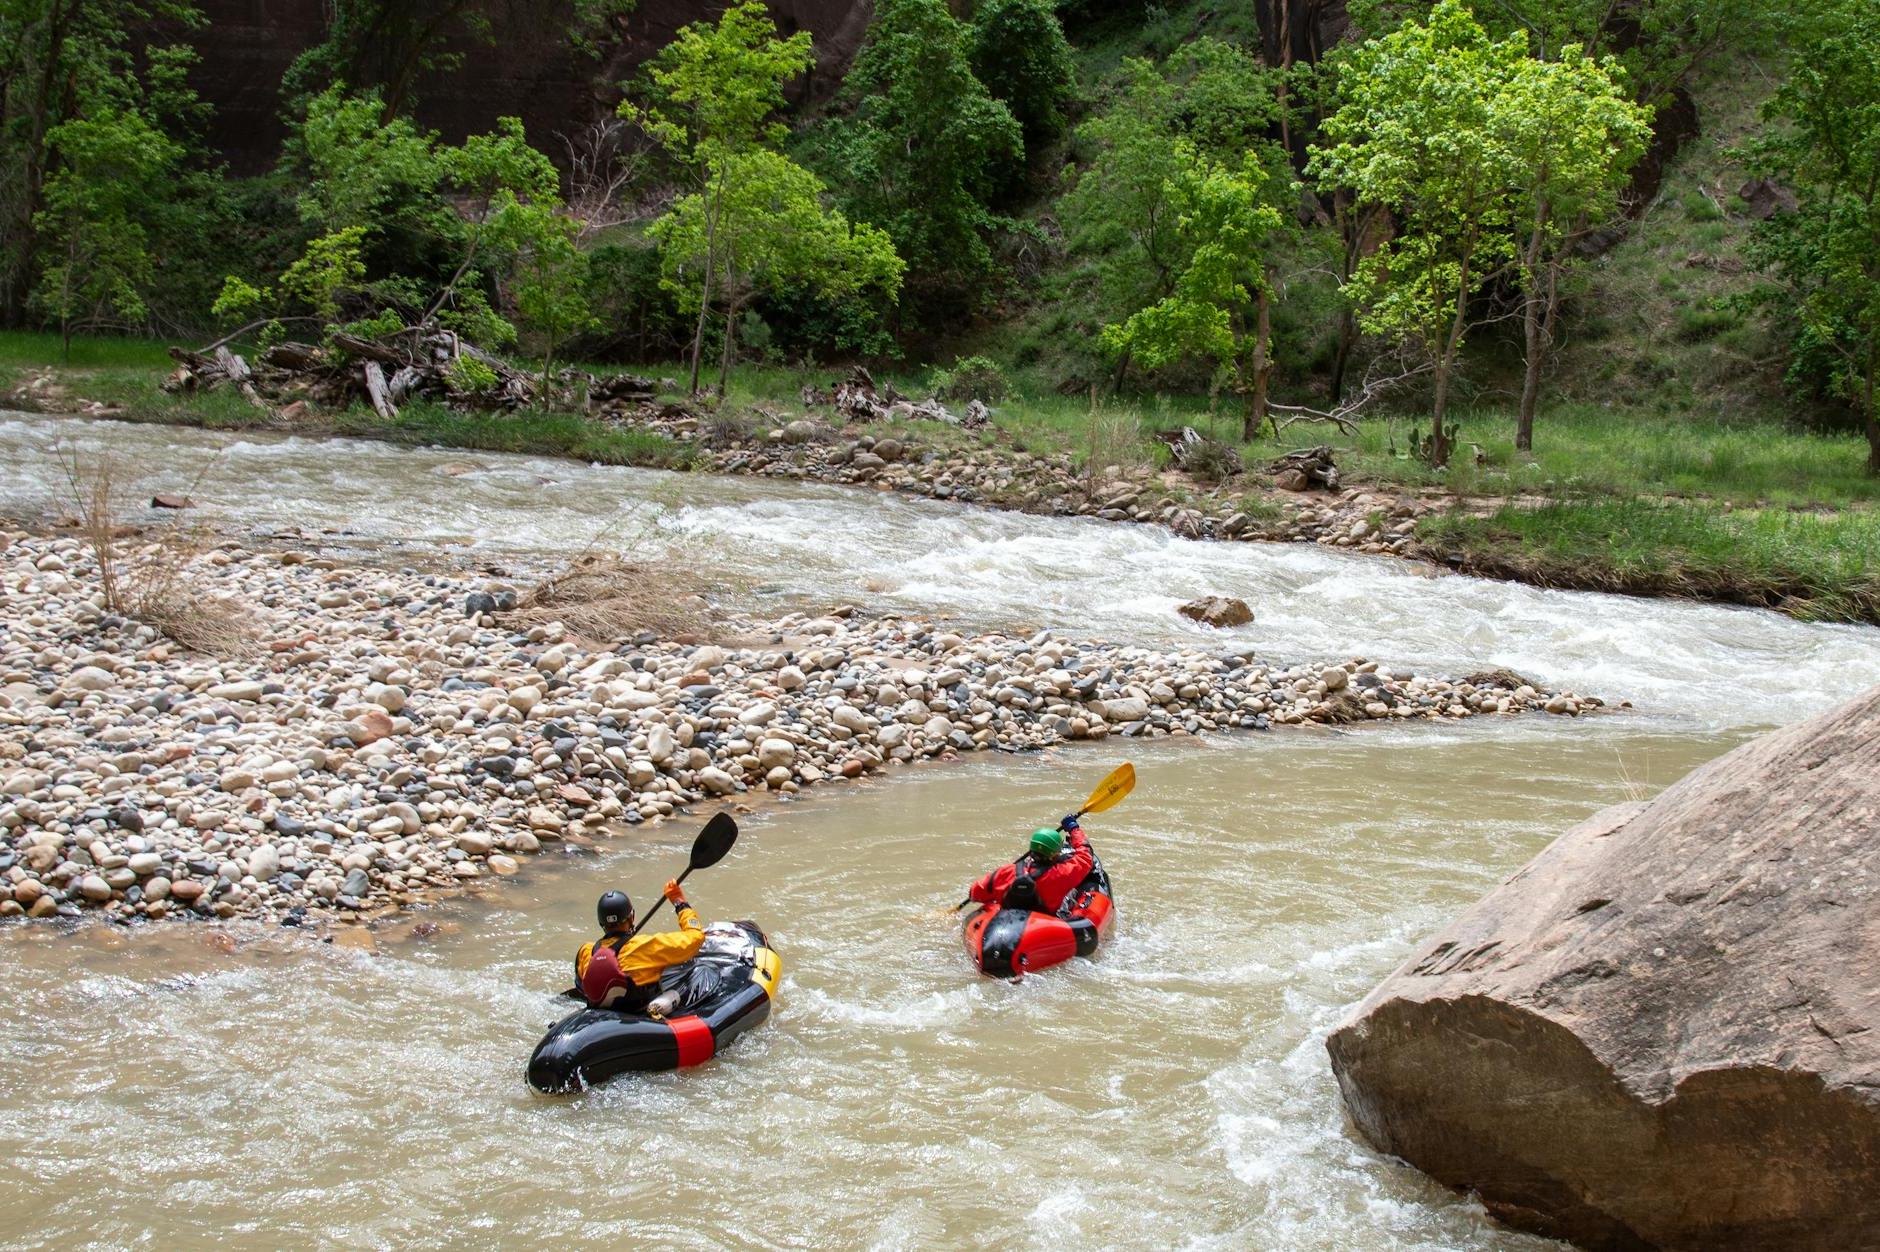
left=1343, top=402, right=1880, bottom=509
left=333, top=401, right=698, bottom=470
left=1419, top=499, right=1880, bottom=625
left=0, top=330, right=175, bottom=371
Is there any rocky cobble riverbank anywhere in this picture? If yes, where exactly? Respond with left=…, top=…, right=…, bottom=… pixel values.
left=1, top=529, right=1599, bottom=925
left=633, top=408, right=1436, bottom=559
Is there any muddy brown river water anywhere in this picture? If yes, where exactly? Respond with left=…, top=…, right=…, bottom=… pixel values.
left=3, top=412, right=1877, bottom=1249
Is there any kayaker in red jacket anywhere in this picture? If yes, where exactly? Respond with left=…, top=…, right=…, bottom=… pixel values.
left=969, top=816, right=1092, bottom=914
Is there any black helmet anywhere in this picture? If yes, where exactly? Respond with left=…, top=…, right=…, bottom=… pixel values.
left=597, top=890, right=633, bottom=929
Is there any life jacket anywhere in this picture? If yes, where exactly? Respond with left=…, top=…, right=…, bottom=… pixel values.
left=580, top=933, right=661, bottom=1013
left=1000, top=855, right=1047, bottom=914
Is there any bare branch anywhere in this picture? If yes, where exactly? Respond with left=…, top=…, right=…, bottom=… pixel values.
left=559, top=118, right=652, bottom=242
left=1269, top=353, right=1435, bottom=433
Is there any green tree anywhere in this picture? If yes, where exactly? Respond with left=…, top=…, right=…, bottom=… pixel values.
left=247, top=97, right=576, bottom=369
left=1347, top=0, right=1765, bottom=109
left=1063, top=39, right=1285, bottom=386
left=1098, top=146, right=1295, bottom=439
left=1500, top=45, right=1650, bottom=450
left=0, top=0, right=203, bottom=325
left=1308, top=0, right=1529, bottom=467
left=501, top=202, right=595, bottom=398
left=291, top=87, right=451, bottom=241
left=968, top=0, right=1076, bottom=153
left=1747, top=0, right=1880, bottom=475
left=818, top=0, right=1022, bottom=300
left=650, top=147, right=902, bottom=392
left=622, top=0, right=813, bottom=394
left=29, top=106, right=181, bottom=353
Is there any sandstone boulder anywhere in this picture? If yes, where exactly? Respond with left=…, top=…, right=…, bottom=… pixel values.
left=1327, top=684, right=1880, bottom=1250
left=1176, top=596, right=1254, bottom=629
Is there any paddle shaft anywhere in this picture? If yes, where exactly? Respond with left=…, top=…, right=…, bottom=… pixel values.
left=626, top=864, right=697, bottom=939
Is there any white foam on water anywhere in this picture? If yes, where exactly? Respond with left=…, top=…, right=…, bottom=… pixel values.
left=5, top=411, right=1875, bottom=729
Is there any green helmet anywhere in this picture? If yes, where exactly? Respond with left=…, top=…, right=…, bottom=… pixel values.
left=1029, top=827, right=1064, bottom=858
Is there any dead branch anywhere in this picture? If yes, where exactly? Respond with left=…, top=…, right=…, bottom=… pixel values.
left=1270, top=356, right=1436, bottom=435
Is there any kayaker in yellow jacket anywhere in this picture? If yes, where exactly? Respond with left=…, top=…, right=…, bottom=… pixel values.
left=575, top=880, right=704, bottom=1015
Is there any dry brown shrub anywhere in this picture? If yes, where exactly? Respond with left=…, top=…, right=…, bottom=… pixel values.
left=514, top=557, right=712, bottom=641
left=509, top=489, right=723, bottom=643
left=56, top=448, right=260, bottom=656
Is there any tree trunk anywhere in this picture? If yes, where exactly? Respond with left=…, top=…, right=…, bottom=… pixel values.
left=687, top=172, right=723, bottom=397
left=1429, top=356, right=1453, bottom=468
left=1865, top=352, right=1878, bottom=476
left=1428, top=244, right=1476, bottom=470
left=1244, top=285, right=1272, bottom=442
left=1331, top=304, right=1355, bottom=405
left=1110, top=347, right=1132, bottom=397
left=717, top=295, right=741, bottom=396
left=1516, top=200, right=1551, bottom=453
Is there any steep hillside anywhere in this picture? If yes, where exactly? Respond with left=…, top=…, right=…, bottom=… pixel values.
left=177, top=0, right=873, bottom=173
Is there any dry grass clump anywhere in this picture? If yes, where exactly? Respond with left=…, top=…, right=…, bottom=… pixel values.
left=513, top=555, right=712, bottom=642
left=510, top=490, right=726, bottom=643
left=1079, top=405, right=1156, bottom=491
left=57, top=448, right=260, bottom=656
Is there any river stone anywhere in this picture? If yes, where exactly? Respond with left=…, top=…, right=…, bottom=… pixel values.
left=248, top=844, right=281, bottom=881
left=77, top=874, right=112, bottom=902
left=757, top=739, right=795, bottom=768
left=1321, top=666, right=1349, bottom=692
left=698, top=767, right=739, bottom=795
left=1326, top=683, right=1880, bottom=1251
left=1176, top=596, right=1254, bottom=629
left=1096, top=697, right=1149, bottom=722
left=69, top=665, right=115, bottom=691
left=646, top=724, right=676, bottom=764
left=206, top=680, right=263, bottom=702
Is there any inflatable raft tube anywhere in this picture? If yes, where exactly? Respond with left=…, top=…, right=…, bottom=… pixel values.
left=528, top=920, right=781, bottom=1092
left=962, top=858, right=1115, bottom=978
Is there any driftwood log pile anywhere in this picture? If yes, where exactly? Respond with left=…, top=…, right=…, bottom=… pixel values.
left=802, top=365, right=991, bottom=428
left=164, top=331, right=660, bottom=422
left=1268, top=445, right=1341, bottom=491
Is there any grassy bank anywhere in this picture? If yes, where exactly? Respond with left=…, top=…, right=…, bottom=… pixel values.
left=1419, top=501, right=1880, bottom=625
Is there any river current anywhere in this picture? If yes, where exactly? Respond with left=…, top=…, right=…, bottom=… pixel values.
left=3, top=412, right=1877, bottom=1249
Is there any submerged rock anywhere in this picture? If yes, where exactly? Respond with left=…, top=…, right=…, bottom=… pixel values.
left=1326, top=684, right=1880, bottom=1251
left=1176, top=596, right=1254, bottom=629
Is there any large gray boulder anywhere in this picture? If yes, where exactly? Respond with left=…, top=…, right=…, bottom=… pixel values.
left=1327, top=684, right=1880, bottom=1250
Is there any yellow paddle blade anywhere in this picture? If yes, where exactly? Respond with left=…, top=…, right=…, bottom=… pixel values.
left=1078, top=762, right=1135, bottom=816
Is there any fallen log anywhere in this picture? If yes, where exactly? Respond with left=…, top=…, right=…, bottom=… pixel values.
left=363, top=361, right=397, bottom=421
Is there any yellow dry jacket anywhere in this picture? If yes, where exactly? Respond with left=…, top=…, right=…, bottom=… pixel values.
left=576, top=905, right=705, bottom=989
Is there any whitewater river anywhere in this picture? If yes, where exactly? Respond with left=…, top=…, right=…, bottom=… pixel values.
left=4, top=413, right=1878, bottom=1249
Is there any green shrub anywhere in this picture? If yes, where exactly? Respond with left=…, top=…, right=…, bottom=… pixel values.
left=930, top=354, right=1010, bottom=402
left=1676, top=305, right=1737, bottom=343
left=445, top=355, right=499, bottom=394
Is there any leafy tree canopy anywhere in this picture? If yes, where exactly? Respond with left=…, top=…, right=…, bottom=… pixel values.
left=816, top=0, right=1023, bottom=298
left=969, top=0, right=1078, bottom=152
left=1745, top=0, right=1880, bottom=473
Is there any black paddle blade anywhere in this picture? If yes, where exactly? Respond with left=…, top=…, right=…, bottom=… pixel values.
left=688, top=812, right=739, bottom=871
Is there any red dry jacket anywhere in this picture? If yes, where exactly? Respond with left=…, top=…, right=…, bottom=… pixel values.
left=969, top=826, right=1092, bottom=914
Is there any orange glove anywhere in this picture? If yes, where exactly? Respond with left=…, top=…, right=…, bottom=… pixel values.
left=663, top=878, right=688, bottom=907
